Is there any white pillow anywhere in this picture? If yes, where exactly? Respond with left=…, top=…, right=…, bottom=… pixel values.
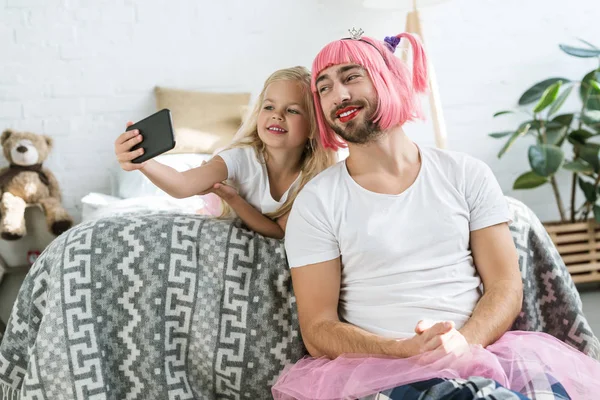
left=81, top=192, right=122, bottom=222
left=81, top=193, right=202, bottom=222
left=110, top=153, right=214, bottom=199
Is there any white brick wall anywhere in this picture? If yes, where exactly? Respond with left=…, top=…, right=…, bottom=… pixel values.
left=0, top=0, right=598, bottom=222
left=420, top=0, right=600, bottom=222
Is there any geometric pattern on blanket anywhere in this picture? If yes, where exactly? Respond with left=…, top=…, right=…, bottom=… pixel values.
left=506, top=197, right=600, bottom=360
left=0, top=196, right=598, bottom=399
left=0, top=213, right=305, bottom=399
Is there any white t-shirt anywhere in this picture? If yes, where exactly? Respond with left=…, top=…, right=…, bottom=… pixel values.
left=285, top=146, right=511, bottom=339
left=218, top=146, right=302, bottom=214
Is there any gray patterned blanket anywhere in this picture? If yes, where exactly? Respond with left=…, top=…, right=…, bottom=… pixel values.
left=0, top=214, right=304, bottom=399
left=0, top=197, right=598, bottom=399
left=506, top=197, right=599, bottom=357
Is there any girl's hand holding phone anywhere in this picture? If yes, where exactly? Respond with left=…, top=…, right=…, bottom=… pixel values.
left=114, top=121, right=148, bottom=171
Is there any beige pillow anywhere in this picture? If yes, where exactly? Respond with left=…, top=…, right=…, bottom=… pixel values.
left=154, top=87, right=251, bottom=154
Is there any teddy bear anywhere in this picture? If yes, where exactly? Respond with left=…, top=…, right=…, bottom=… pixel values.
left=0, top=129, right=73, bottom=240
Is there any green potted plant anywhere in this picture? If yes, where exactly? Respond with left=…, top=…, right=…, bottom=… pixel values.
left=490, top=39, right=600, bottom=283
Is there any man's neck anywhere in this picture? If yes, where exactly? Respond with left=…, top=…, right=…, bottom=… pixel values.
left=345, top=126, right=419, bottom=178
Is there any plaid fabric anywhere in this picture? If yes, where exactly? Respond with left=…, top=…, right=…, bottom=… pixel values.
left=362, top=376, right=571, bottom=400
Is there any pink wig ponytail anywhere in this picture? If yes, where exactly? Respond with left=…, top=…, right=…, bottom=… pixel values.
left=395, top=33, right=428, bottom=93
left=311, top=32, right=429, bottom=151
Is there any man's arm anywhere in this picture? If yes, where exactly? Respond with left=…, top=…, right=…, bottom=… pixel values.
left=459, top=222, right=522, bottom=347
left=292, top=257, right=454, bottom=359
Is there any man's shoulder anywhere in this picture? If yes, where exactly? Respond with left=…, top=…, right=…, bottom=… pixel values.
left=301, top=161, right=345, bottom=193
left=423, top=146, right=487, bottom=173
left=293, top=162, right=345, bottom=208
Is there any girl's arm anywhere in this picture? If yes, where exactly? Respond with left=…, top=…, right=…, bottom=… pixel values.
left=209, top=183, right=285, bottom=239
left=228, top=196, right=285, bottom=239
left=115, top=125, right=228, bottom=199
left=141, top=156, right=228, bottom=199
left=276, top=211, right=290, bottom=232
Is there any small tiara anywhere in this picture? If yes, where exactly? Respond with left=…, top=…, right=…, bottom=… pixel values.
left=342, top=29, right=401, bottom=54
left=347, top=28, right=364, bottom=40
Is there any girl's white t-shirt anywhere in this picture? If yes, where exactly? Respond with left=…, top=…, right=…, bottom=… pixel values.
left=218, top=147, right=301, bottom=214
left=284, top=146, right=511, bottom=339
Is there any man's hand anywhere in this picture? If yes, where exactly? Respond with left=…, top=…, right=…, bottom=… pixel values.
left=409, top=320, right=469, bottom=357
left=400, top=321, right=454, bottom=356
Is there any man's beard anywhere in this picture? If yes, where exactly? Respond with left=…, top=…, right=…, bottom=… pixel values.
left=329, top=102, right=383, bottom=145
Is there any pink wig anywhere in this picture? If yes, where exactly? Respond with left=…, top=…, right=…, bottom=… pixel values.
left=311, top=33, right=428, bottom=150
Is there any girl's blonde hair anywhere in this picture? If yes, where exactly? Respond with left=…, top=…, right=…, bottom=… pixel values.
left=219, top=66, right=336, bottom=220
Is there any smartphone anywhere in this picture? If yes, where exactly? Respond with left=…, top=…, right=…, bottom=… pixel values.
left=126, top=108, right=176, bottom=163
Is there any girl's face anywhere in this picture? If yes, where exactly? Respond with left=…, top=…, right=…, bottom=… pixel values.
left=257, top=80, right=310, bottom=152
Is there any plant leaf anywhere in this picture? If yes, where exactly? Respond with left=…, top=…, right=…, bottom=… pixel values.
left=589, top=94, right=600, bottom=111
left=548, top=85, right=574, bottom=116
left=559, top=44, right=600, bottom=58
left=518, top=119, right=547, bottom=132
left=498, top=124, right=530, bottom=158
left=539, top=120, right=566, bottom=145
left=568, top=129, right=595, bottom=145
left=528, top=144, right=565, bottom=176
left=493, top=111, right=514, bottom=117
left=552, top=113, right=575, bottom=127
left=592, top=80, right=600, bottom=92
left=513, top=171, right=548, bottom=190
left=594, top=204, right=600, bottom=223
left=546, top=125, right=568, bottom=146
left=488, top=131, right=513, bottom=139
left=578, top=38, right=599, bottom=49
left=518, top=78, right=570, bottom=105
left=513, top=172, right=548, bottom=189
left=533, top=82, right=562, bottom=113
left=520, top=120, right=537, bottom=130
left=582, top=110, right=600, bottom=126
left=563, top=160, right=594, bottom=174
left=579, top=143, right=600, bottom=172
left=580, top=70, right=600, bottom=110
left=579, top=177, right=597, bottom=203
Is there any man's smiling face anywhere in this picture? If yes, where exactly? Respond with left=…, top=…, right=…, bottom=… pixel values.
left=315, top=63, right=382, bottom=145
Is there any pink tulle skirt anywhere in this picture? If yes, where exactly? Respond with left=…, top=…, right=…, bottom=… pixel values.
left=272, top=331, right=600, bottom=400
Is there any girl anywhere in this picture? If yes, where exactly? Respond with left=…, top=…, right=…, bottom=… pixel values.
left=114, top=66, right=336, bottom=239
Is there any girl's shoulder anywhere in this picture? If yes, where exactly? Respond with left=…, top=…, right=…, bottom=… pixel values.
left=216, top=146, right=263, bottom=182
left=218, top=146, right=261, bottom=166
left=217, top=145, right=253, bottom=158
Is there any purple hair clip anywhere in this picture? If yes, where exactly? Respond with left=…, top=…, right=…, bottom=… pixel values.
left=384, top=36, right=401, bottom=53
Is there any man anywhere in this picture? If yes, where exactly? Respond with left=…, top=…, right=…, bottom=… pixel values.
left=272, top=31, right=600, bottom=399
